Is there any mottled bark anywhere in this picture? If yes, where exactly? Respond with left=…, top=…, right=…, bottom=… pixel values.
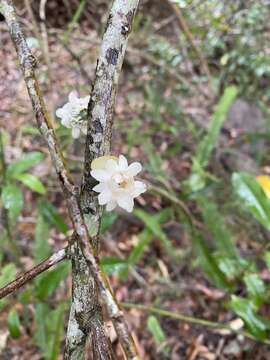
left=66, top=0, right=140, bottom=359
left=1, top=0, right=140, bottom=359
left=66, top=239, right=114, bottom=360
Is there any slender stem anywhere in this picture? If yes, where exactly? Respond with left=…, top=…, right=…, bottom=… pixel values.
left=61, top=42, right=92, bottom=84
left=122, top=303, right=270, bottom=345
left=0, top=1, right=139, bottom=359
left=24, top=0, right=43, bottom=52
left=0, top=248, right=67, bottom=299
left=62, top=0, right=87, bottom=46
left=127, top=47, right=197, bottom=93
left=149, top=184, right=193, bottom=223
left=39, top=0, right=51, bottom=80
left=25, top=0, right=52, bottom=97
left=168, top=1, right=213, bottom=90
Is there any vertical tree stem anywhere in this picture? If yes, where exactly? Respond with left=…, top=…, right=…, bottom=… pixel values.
left=66, top=0, right=140, bottom=358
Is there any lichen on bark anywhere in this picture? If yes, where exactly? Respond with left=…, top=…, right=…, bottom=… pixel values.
left=65, top=0, right=140, bottom=359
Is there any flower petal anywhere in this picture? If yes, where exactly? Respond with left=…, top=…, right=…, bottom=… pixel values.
left=127, top=162, right=142, bottom=176
left=61, top=118, right=71, bottom=127
left=72, top=127, right=80, bottom=139
left=118, top=155, right=128, bottom=170
left=91, top=155, right=118, bottom=170
left=132, top=181, right=147, bottom=197
left=117, top=195, right=134, bottom=212
left=105, top=159, right=119, bottom=173
left=56, top=108, right=64, bottom=118
left=91, top=169, right=110, bottom=182
left=106, top=201, right=117, bottom=211
left=80, top=96, right=90, bottom=108
left=98, top=191, right=111, bottom=205
left=92, top=183, right=106, bottom=192
left=69, top=91, right=78, bottom=102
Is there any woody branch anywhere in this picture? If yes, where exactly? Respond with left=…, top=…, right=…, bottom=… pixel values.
left=0, top=0, right=139, bottom=359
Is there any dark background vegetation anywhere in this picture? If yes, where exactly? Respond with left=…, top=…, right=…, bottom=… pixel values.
left=1, top=0, right=270, bottom=358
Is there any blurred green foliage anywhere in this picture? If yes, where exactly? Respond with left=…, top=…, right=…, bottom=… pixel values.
left=1, top=0, right=270, bottom=356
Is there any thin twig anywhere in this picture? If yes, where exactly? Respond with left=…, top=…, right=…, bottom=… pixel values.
left=122, top=303, right=270, bottom=345
left=24, top=0, right=53, bottom=114
left=62, top=0, right=86, bottom=46
left=0, top=1, right=139, bottom=359
left=0, top=248, right=67, bottom=299
left=39, top=0, right=51, bottom=80
left=61, top=42, right=92, bottom=84
left=167, top=1, right=213, bottom=90
left=148, top=183, right=204, bottom=229
left=24, top=0, right=40, bottom=44
left=127, top=47, right=196, bottom=91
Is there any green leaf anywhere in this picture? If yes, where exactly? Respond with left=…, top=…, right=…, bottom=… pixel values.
left=100, top=212, right=118, bottom=234
left=6, top=152, right=44, bottom=179
left=264, top=252, right=270, bottom=269
left=34, top=303, right=49, bottom=357
left=216, top=255, right=251, bottom=280
left=48, top=304, right=66, bottom=360
left=15, top=173, right=46, bottom=194
left=0, top=263, right=16, bottom=288
left=38, top=200, right=68, bottom=234
left=134, top=208, right=177, bottom=259
left=21, top=125, right=40, bottom=136
left=8, top=308, right=21, bottom=338
left=18, top=287, right=33, bottom=305
left=147, top=315, right=166, bottom=344
left=186, top=86, right=238, bottom=193
left=197, top=196, right=237, bottom=258
left=33, top=214, right=50, bottom=263
left=244, top=273, right=266, bottom=308
left=185, top=168, right=206, bottom=193
left=229, top=295, right=270, bottom=339
left=128, top=229, right=153, bottom=266
left=195, top=86, right=238, bottom=168
left=232, top=172, right=270, bottom=230
left=0, top=263, right=17, bottom=309
left=101, top=256, right=128, bottom=276
left=192, top=233, right=230, bottom=289
left=34, top=303, right=66, bottom=360
left=34, top=262, right=70, bottom=300
left=1, top=185, right=23, bottom=220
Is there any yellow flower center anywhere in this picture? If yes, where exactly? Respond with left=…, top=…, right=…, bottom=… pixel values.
left=119, top=180, right=129, bottom=189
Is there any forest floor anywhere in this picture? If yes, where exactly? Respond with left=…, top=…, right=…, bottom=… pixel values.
left=1, top=1, right=270, bottom=359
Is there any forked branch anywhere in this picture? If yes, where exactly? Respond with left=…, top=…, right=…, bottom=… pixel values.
left=0, top=1, right=139, bottom=358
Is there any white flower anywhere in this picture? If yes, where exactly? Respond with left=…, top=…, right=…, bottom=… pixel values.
left=56, top=91, right=90, bottom=139
left=91, top=155, right=147, bottom=212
